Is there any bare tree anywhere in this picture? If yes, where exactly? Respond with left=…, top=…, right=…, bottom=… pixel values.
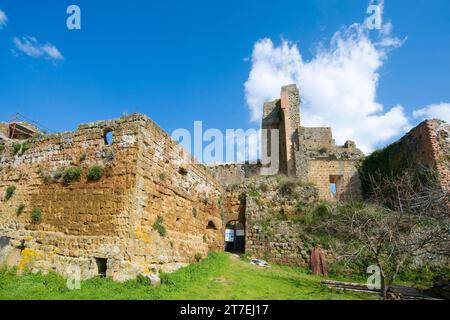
left=313, top=168, right=449, bottom=298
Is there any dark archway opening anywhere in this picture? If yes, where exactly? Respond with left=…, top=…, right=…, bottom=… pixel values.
left=224, top=220, right=245, bottom=254
left=206, top=220, right=217, bottom=230
left=95, top=258, right=108, bottom=277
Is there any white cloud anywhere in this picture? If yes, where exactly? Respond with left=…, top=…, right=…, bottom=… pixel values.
left=0, top=9, right=7, bottom=29
left=413, top=103, right=450, bottom=123
left=244, top=2, right=411, bottom=154
left=13, top=36, right=64, bottom=61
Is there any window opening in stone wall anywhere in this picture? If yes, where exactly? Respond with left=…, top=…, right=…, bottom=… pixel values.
left=329, top=182, right=337, bottom=198
left=104, top=129, right=113, bottom=145
left=95, top=258, right=108, bottom=277
left=206, top=220, right=217, bottom=230
left=329, top=175, right=343, bottom=199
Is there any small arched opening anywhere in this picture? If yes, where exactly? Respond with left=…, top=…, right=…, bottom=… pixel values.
left=224, top=220, right=245, bottom=253
left=104, top=129, right=113, bottom=145
left=206, top=220, right=217, bottom=230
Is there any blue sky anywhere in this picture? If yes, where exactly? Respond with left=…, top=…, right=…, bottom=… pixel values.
left=0, top=0, right=449, bottom=156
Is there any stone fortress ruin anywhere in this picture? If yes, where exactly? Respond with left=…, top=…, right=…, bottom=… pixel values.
left=0, top=85, right=448, bottom=280
left=210, top=84, right=364, bottom=201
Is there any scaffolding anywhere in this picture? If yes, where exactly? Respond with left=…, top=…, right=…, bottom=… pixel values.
left=8, top=113, right=54, bottom=139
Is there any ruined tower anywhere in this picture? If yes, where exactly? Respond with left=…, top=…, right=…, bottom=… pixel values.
left=259, top=84, right=364, bottom=200
left=261, top=84, right=300, bottom=176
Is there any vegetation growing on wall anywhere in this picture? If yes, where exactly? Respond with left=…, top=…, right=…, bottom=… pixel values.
left=31, top=208, right=42, bottom=224
left=12, top=140, right=31, bottom=156
left=359, top=143, right=409, bottom=198
left=62, top=167, right=82, bottom=184
left=52, top=170, right=63, bottom=181
left=87, top=165, right=104, bottom=182
left=16, top=203, right=26, bottom=215
left=201, top=197, right=210, bottom=205
left=5, top=185, right=16, bottom=201
left=153, top=216, right=166, bottom=237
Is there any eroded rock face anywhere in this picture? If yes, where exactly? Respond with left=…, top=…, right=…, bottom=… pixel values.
left=0, top=114, right=224, bottom=281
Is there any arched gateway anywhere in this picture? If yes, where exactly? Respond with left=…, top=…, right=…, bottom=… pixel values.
left=224, top=220, right=245, bottom=253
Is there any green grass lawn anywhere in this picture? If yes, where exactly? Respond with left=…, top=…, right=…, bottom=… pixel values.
left=0, top=252, right=377, bottom=300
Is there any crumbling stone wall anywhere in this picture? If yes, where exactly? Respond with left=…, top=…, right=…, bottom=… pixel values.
left=130, top=117, right=224, bottom=275
left=208, top=162, right=261, bottom=186
left=298, top=127, right=333, bottom=151
left=0, top=114, right=224, bottom=281
left=259, top=84, right=364, bottom=200
left=361, top=119, right=450, bottom=196
left=242, top=177, right=320, bottom=267
left=307, top=159, right=362, bottom=201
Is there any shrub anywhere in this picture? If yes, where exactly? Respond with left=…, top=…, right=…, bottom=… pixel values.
left=192, top=208, right=197, bottom=218
left=159, top=172, right=166, bottom=181
left=278, top=178, right=298, bottom=197
left=0, top=143, right=4, bottom=153
left=12, top=141, right=30, bottom=156
left=12, top=143, right=21, bottom=155
left=313, top=201, right=332, bottom=219
left=136, top=274, right=151, bottom=286
left=259, top=182, right=269, bottom=192
left=178, top=166, right=188, bottom=175
left=201, top=197, right=209, bottom=205
left=52, top=170, right=63, bottom=181
left=36, top=168, right=51, bottom=184
left=31, top=208, right=42, bottom=224
left=79, top=154, right=87, bottom=162
left=248, top=189, right=261, bottom=198
left=16, top=203, right=26, bottom=215
left=194, top=253, right=203, bottom=262
left=202, top=235, right=207, bottom=243
left=87, top=165, right=104, bottom=182
left=5, top=186, right=16, bottom=200
left=294, top=201, right=308, bottom=214
left=62, top=167, right=82, bottom=184
left=153, top=216, right=166, bottom=237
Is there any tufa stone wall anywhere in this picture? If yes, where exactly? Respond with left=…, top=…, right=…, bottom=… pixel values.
left=207, top=162, right=261, bottom=186
left=260, top=84, right=364, bottom=201
left=361, top=119, right=450, bottom=197
left=0, top=114, right=224, bottom=281
left=307, top=159, right=362, bottom=201
left=241, top=177, right=321, bottom=266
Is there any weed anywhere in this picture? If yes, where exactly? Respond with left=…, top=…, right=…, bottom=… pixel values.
left=16, top=204, right=26, bottom=215
left=12, top=141, right=30, bottom=156
left=31, top=208, right=42, bottom=224
left=62, top=167, right=82, bottom=184
left=5, top=185, right=16, bottom=200
left=87, top=165, right=104, bottom=182
left=153, top=216, right=166, bottom=237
